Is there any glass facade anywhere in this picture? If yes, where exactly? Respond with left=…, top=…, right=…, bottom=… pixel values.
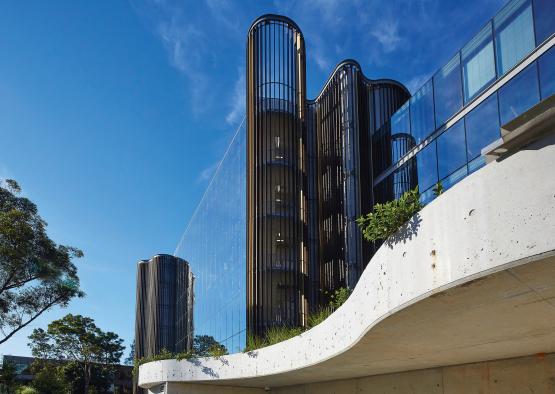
left=462, top=23, right=496, bottom=103
left=409, top=79, right=435, bottom=143
left=533, top=0, right=555, bottom=45
left=498, top=62, right=540, bottom=125
left=494, top=0, right=535, bottom=76
left=174, top=121, right=247, bottom=354
left=434, top=54, right=463, bottom=127
left=437, top=119, right=467, bottom=181
left=539, top=46, right=555, bottom=99
left=465, top=94, right=500, bottom=160
left=373, top=0, right=554, bottom=208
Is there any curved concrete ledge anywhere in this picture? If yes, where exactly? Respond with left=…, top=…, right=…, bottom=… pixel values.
left=139, top=133, right=555, bottom=390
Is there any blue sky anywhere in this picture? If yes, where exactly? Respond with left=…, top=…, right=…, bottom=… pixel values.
left=0, top=0, right=506, bottom=358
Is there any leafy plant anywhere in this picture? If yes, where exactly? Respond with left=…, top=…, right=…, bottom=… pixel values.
left=265, top=325, right=303, bottom=346
left=433, top=181, right=444, bottom=196
left=15, top=387, right=38, bottom=394
left=244, top=333, right=268, bottom=352
left=307, top=307, right=332, bottom=328
left=356, top=187, right=422, bottom=242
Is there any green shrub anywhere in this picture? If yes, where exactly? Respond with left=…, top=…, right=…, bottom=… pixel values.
left=307, top=307, right=332, bottom=328
left=265, top=325, right=303, bottom=346
left=244, top=333, right=268, bottom=352
left=433, top=181, right=444, bottom=196
left=207, top=344, right=228, bottom=358
left=356, top=187, right=422, bottom=242
left=16, top=387, right=39, bottom=394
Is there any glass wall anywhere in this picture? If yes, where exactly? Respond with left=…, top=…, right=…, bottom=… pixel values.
left=409, top=80, right=435, bottom=143
left=498, top=62, right=540, bottom=124
left=533, top=0, right=555, bottom=45
left=374, top=0, right=554, bottom=208
left=494, top=0, right=535, bottom=76
left=462, top=23, right=496, bottom=103
left=465, top=94, right=500, bottom=160
left=437, top=119, right=467, bottom=181
left=434, top=54, right=463, bottom=127
left=174, top=120, right=247, bottom=354
left=539, top=46, right=555, bottom=99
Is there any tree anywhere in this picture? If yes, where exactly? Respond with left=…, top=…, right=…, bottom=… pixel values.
left=28, top=314, right=124, bottom=394
left=356, top=187, right=422, bottom=243
left=0, top=360, right=18, bottom=393
left=0, top=179, right=84, bottom=345
left=124, top=339, right=134, bottom=366
left=192, top=335, right=227, bottom=357
left=29, top=360, right=68, bottom=394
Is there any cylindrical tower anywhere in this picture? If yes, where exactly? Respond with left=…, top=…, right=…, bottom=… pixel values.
left=247, top=15, right=308, bottom=336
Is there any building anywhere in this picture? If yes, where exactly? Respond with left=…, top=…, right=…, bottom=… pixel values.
left=134, top=254, right=194, bottom=360
left=139, top=0, right=555, bottom=391
left=0, top=354, right=133, bottom=393
left=246, top=15, right=411, bottom=335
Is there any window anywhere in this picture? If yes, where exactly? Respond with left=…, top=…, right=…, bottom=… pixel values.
left=533, top=0, right=555, bottom=45
left=498, top=62, right=540, bottom=125
left=539, top=46, right=555, bottom=99
left=416, top=141, right=438, bottom=192
left=442, top=165, right=468, bottom=191
left=437, top=120, right=467, bottom=180
left=409, top=80, right=435, bottom=143
left=494, top=0, right=535, bottom=76
left=465, top=94, right=501, bottom=160
left=434, top=54, right=463, bottom=127
left=462, top=23, right=496, bottom=103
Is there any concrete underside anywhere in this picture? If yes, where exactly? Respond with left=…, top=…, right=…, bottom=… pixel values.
left=141, top=124, right=555, bottom=393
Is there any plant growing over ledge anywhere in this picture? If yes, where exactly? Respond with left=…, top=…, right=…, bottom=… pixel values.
left=356, top=187, right=422, bottom=242
left=433, top=181, right=444, bottom=197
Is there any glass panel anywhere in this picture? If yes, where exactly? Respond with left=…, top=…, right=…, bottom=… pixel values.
left=409, top=80, right=435, bottom=143
left=494, top=0, right=535, bottom=76
left=434, top=54, right=463, bottom=127
left=533, top=0, right=555, bottom=45
left=391, top=101, right=411, bottom=136
left=498, top=62, right=540, bottom=125
left=416, top=141, right=438, bottom=192
left=420, top=187, right=435, bottom=205
left=468, top=156, right=487, bottom=174
left=174, top=121, right=247, bottom=354
left=442, top=165, right=468, bottom=190
left=462, top=22, right=496, bottom=103
left=465, top=94, right=501, bottom=160
left=437, top=120, right=467, bottom=180
left=539, top=46, right=555, bottom=99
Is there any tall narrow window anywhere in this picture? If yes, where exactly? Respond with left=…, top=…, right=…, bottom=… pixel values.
left=409, top=80, right=435, bottom=143
left=416, top=141, right=438, bottom=193
left=494, top=0, right=535, bottom=76
left=462, top=23, right=496, bottom=103
left=434, top=54, right=463, bottom=127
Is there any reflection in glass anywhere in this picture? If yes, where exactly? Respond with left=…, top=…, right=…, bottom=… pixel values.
left=391, top=101, right=410, bottom=136
left=533, top=0, right=555, bottom=45
left=420, top=187, right=435, bottom=205
left=539, top=46, right=555, bottom=99
left=437, top=120, right=467, bottom=180
left=442, top=165, right=468, bottom=191
left=498, top=62, right=540, bottom=125
left=462, top=23, right=496, bottom=103
left=434, top=54, right=463, bottom=127
left=465, top=94, right=500, bottom=160
left=494, top=0, right=535, bottom=76
left=409, top=80, right=435, bottom=143
left=174, top=121, right=247, bottom=354
left=468, top=155, right=487, bottom=174
left=416, top=141, right=438, bottom=192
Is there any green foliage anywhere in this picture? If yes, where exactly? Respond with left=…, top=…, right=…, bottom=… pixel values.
left=193, top=335, right=228, bottom=357
left=245, top=288, right=352, bottom=351
left=29, top=360, right=68, bottom=394
left=356, top=187, right=422, bottom=242
left=28, top=314, right=124, bottom=394
left=433, top=181, right=444, bottom=196
left=0, top=360, right=18, bottom=393
left=123, top=339, right=135, bottom=366
left=0, top=179, right=84, bottom=346
left=15, top=387, right=38, bottom=394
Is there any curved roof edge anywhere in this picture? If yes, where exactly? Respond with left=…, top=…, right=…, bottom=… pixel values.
left=248, top=14, right=303, bottom=36
left=309, top=59, right=410, bottom=103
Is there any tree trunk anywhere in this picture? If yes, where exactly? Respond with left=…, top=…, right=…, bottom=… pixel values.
left=84, top=363, right=91, bottom=394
